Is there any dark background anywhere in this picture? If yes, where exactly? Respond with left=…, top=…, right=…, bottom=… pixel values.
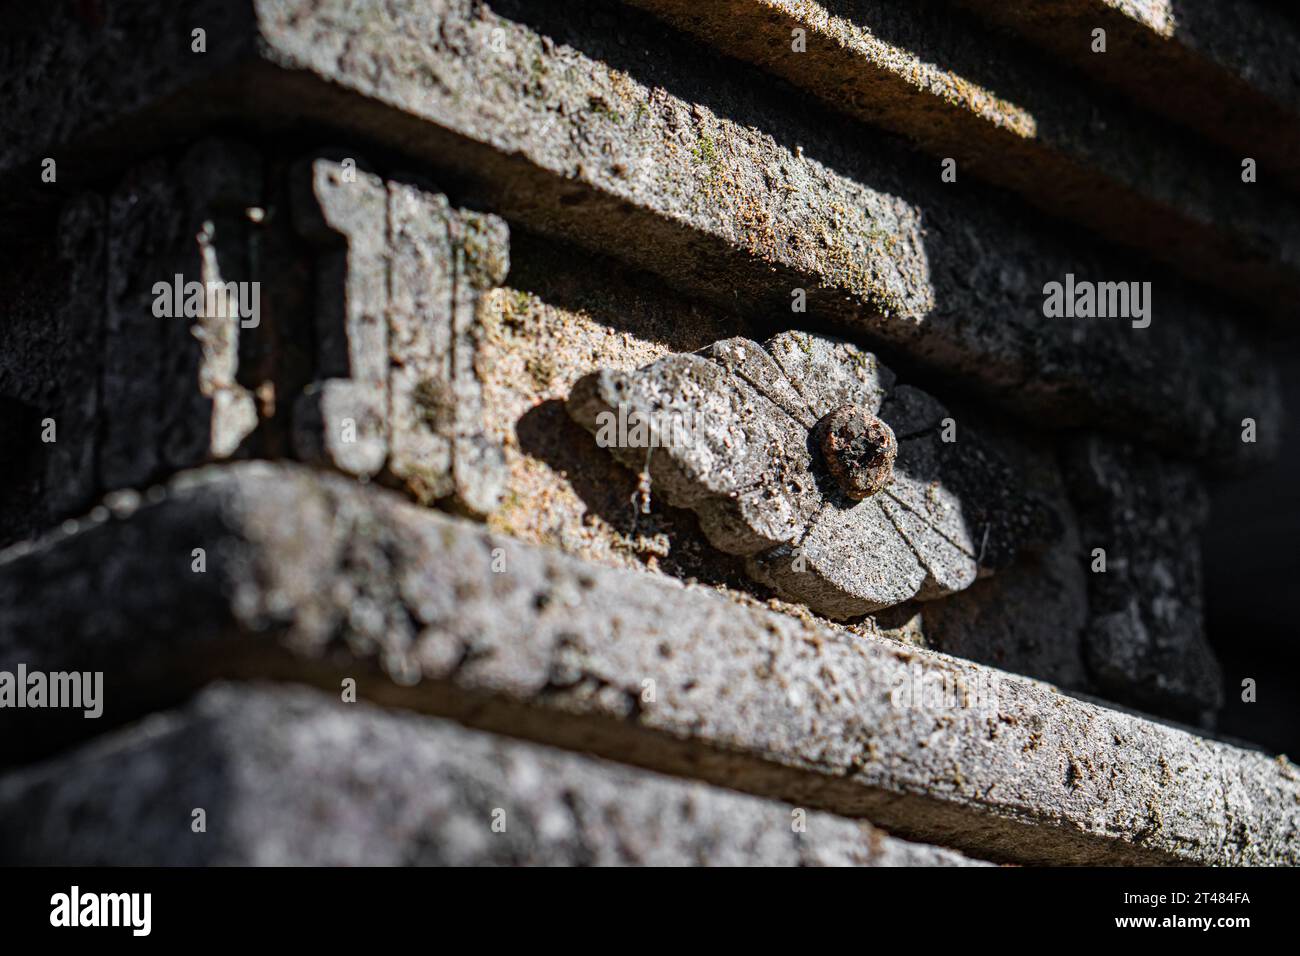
left=1205, top=356, right=1300, bottom=756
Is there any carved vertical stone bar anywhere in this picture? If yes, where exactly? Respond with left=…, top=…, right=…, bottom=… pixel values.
left=446, top=210, right=509, bottom=517
left=386, top=182, right=456, bottom=505
left=385, top=186, right=508, bottom=516
left=293, top=156, right=507, bottom=512
left=291, top=157, right=389, bottom=479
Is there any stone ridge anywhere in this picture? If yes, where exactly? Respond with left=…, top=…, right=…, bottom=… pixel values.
left=627, top=0, right=1300, bottom=316
left=289, top=155, right=509, bottom=514
left=953, top=0, right=1300, bottom=191
left=0, top=0, right=1278, bottom=469
left=2, top=462, right=1296, bottom=866
left=0, top=682, right=989, bottom=866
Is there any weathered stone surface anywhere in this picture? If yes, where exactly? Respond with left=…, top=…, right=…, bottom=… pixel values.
left=476, top=254, right=973, bottom=653
left=0, top=195, right=105, bottom=542
left=41, top=197, right=105, bottom=519
left=628, top=0, right=1300, bottom=315
left=0, top=682, right=986, bottom=866
left=0, top=150, right=507, bottom=546
left=567, top=331, right=1057, bottom=617
left=0, top=0, right=1277, bottom=468
left=0, top=0, right=257, bottom=226
left=919, top=428, right=1090, bottom=693
left=291, top=156, right=507, bottom=513
left=105, top=142, right=263, bottom=489
left=0, top=141, right=262, bottom=545
left=1065, top=436, right=1223, bottom=725
left=477, top=240, right=758, bottom=585
left=443, top=206, right=512, bottom=516
left=290, top=156, right=390, bottom=478
left=954, top=0, right=1300, bottom=192
left=2, top=463, right=1295, bottom=865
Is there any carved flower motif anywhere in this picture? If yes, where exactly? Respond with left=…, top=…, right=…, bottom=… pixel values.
left=568, top=331, right=1054, bottom=618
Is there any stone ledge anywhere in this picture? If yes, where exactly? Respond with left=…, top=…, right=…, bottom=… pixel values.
left=0, top=0, right=1278, bottom=468
left=954, top=0, right=1300, bottom=193
left=0, top=682, right=988, bottom=866
left=1, top=462, right=1296, bottom=866
left=627, top=0, right=1300, bottom=317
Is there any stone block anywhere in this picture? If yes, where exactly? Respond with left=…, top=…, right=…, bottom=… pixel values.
left=1066, top=435, right=1223, bottom=725
left=954, top=0, right=1300, bottom=191
left=0, top=682, right=987, bottom=866
left=291, top=156, right=508, bottom=512
left=1, top=462, right=1294, bottom=866
left=629, top=0, right=1300, bottom=315
left=0, top=149, right=509, bottom=545
left=0, top=0, right=1277, bottom=468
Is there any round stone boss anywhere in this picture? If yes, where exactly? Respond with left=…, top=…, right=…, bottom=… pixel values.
left=815, top=405, right=897, bottom=500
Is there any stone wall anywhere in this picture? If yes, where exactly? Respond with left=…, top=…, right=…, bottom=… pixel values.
left=0, top=0, right=1296, bottom=865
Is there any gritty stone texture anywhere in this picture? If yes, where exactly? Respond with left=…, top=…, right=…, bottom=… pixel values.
left=103, top=142, right=262, bottom=490
left=40, top=198, right=105, bottom=519
left=290, top=156, right=390, bottom=479
left=0, top=195, right=105, bottom=542
left=478, top=244, right=1076, bottom=681
left=0, top=0, right=257, bottom=228
left=0, top=683, right=987, bottom=866
left=478, top=239, right=755, bottom=585
left=817, top=406, right=897, bottom=500
left=0, top=149, right=508, bottom=546
left=628, top=0, right=1300, bottom=315
left=291, top=156, right=508, bottom=513
left=0, top=0, right=1277, bottom=468
left=567, top=331, right=1058, bottom=617
left=1065, top=436, right=1223, bottom=726
left=0, top=141, right=261, bottom=545
left=475, top=244, right=938, bottom=652
left=954, top=0, right=1300, bottom=192
left=918, top=426, right=1090, bottom=692
left=1, top=462, right=1295, bottom=866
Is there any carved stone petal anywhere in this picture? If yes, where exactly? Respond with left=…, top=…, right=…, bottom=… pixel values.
left=878, top=495, right=978, bottom=600
left=887, top=437, right=977, bottom=560
left=567, top=354, right=819, bottom=553
left=879, top=384, right=948, bottom=439
left=748, top=499, right=925, bottom=617
left=764, top=331, right=895, bottom=419
left=699, top=337, right=818, bottom=428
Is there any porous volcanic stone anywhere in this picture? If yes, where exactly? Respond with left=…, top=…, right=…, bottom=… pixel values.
left=628, top=0, right=1300, bottom=314
left=1, top=462, right=1295, bottom=866
left=0, top=0, right=1278, bottom=468
left=954, top=0, right=1300, bottom=191
left=0, top=140, right=262, bottom=546
left=0, top=682, right=988, bottom=866
left=0, top=149, right=508, bottom=545
left=1065, top=435, right=1223, bottom=725
left=567, top=331, right=1058, bottom=617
